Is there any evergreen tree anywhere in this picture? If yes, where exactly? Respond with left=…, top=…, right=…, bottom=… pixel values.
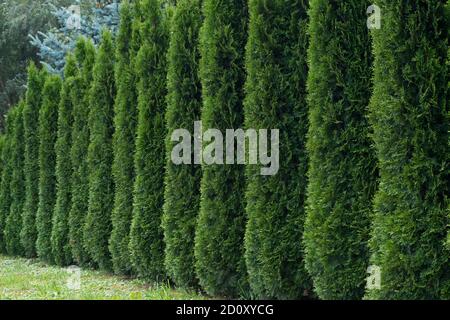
left=243, top=0, right=311, bottom=299
left=109, top=2, right=138, bottom=275
left=5, top=102, right=25, bottom=256
left=162, top=0, right=203, bottom=289
left=0, top=109, right=14, bottom=253
left=84, top=30, right=115, bottom=271
left=0, top=136, right=4, bottom=241
left=21, top=63, right=47, bottom=258
left=51, top=54, right=78, bottom=266
left=302, top=0, right=377, bottom=299
left=36, top=75, right=62, bottom=263
left=129, top=0, right=169, bottom=280
left=30, top=1, right=121, bottom=74
left=194, top=0, right=249, bottom=297
left=69, top=38, right=96, bottom=267
left=367, top=0, right=449, bottom=299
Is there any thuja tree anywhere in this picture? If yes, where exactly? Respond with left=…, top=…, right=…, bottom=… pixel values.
left=69, top=38, right=96, bottom=266
left=109, top=2, right=138, bottom=275
left=36, top=75, right=62, bottom=263
left=0, top=135, right=5, bottom=252
left=162, top=0, right=203, bottom=289
left=194, top=0, right=249, bottom=297
left=21, top=63, right=47, bottom=258
left=367, top=0, right=449, bottom=300
left=5, top=102, right=25, bottom=256
left=445, top=1, right=450, bottom=255
left=243, top=0, right=311, bottom=300
left=0, top=109, right=14, bottom=253
left=302, top=0, right=377, bottom=300
left=129, top=0, right=169, bottom=280
left=51, top=54, right=77, bottom=266
left=84, top=30, right=116, bottom=271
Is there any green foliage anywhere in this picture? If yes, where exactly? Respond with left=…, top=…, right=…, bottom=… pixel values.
left=194, top=0, right=249, bottom=298
left=303, top=0, right=377, bottom=300
left=5, top=102, right=25, bottom=256
left=51, top=55, right=78, bottom=266
left=109, top=3, right=138, bottom=275
left=162, top=0, right=203, bottom=289
left=129, top=0, right=169, bottom=281
left=0, top=109, right=14, bottom=253
left=69, top=38, right=96, bottom=267
left=21, top=63, right=47, bottom=258
left=84, top=30, right=115, bottom=271
left=36, top=75, right=62, bottom=263
left=0, top=0, right=72, bottom=130
left=243, top=0, right=311, bottom=300
left=0, top=135, right=5, bottom=252
left=366, top=0, right=449, bottom=299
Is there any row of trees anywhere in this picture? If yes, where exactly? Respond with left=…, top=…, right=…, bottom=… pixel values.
left=0, top=0, right=449, bottom=300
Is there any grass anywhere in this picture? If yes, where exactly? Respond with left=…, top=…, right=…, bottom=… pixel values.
left=0, top=255, right=204, bottom=300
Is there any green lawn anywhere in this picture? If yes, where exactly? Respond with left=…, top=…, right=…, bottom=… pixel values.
left=0, top=255, right=204, bottom=300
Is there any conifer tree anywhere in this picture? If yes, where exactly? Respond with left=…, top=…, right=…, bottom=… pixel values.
left=5, top=102, right=25, bottom=256
left=0, top=136, right=4, bottom=251
left=129, top=0, right=169, bottom=280
left=84, top=30, right=115, bottom=271
left=366, top=0, right=449, bottom=299
left=51, top=54, right=78, bottom=266
left=69, top=38, right=96, bottom=266
left=21, top=63, right=47, bottom=258
left=109, top=2, right=138, bottom=275
left=36, top=75, right=62, bottom=263
left=243, top=0, right=312, bottom=299
left=194, top=0, right=249, bottom=297
left=162, top=0, right=203, bottom=289
left=302, top=0, right=377, bottom=299
left=0, top=109, right=14, bottom=253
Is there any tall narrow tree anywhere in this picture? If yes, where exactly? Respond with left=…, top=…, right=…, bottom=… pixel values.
left=21, top=63, right=47, bottom=258
left=244, top=0, right=312, bottom=300
left=302, top=0, right=377, bottom=299
left=109, top=2, right=138, bottom=275
left=194, top=0, right=249, bottom=297
left=0, top=109, right=14, bottom=253
left=84, top=30, right=116, bottom=271
left=366, top=0, right=449, bottom=299
left=51, top=54, right=78, bottom=266
left=0, top=135, right=5, bottom=252
left=162, top=0, right=203, bottom=289
left=129, top=0, right=169, bottom=280
left=5, top=102, right=25, bottom=256
left=36, top=75, right=62, bottom=263
left=69, top=38, right=96, bottom=267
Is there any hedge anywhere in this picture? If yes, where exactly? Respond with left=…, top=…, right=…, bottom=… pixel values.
left=84, top=30, right=116, bottom=271
left=303, top=0, right=377, bottom=299
left=194, top=0, right=249, bottom=298
left=243, top=0, right=312, bottom=300
left=366, top=0, right=449, bottom=299
left=68, top=38, right=96, bottom=267
left=0, top=111, right=13, bottom=254
left=36, top=75, right=62, bottom=263
left=129, top=0, right=169, bottom=281
left=109, top=3, right=138, bottom=275
left=51, top=55, right=78, bottom=266
left=4, top=102, right=25, bottom=256
left=162, top=0, right=203, bottom=289
left=21, top=63, right=47, bottom=258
